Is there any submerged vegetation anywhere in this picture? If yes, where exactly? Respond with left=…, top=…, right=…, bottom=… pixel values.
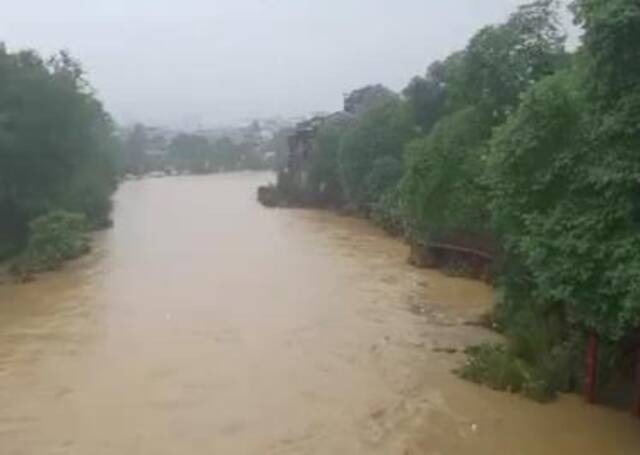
left=264, top=0, right=640, bottom=402
left=11, top=211, right=90, bottom=275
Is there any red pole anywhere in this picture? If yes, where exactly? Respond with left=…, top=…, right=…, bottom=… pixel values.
left=585, top=332, right=599, bottom=404
left=634, top=347, right=640, bottom=417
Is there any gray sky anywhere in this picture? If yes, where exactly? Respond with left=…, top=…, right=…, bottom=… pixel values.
left=4, top=0, right=532, bottom=128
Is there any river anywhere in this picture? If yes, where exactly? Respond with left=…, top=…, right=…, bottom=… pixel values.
left=0, top=172, right=638, bottom=454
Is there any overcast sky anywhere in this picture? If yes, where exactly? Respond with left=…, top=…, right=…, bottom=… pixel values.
left=3, top=0, right=537, bottom=128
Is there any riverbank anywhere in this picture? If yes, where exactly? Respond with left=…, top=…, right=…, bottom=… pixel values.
left=256, top=174, right=640, bottom=428
left=0, top=171, right=265, bottom=286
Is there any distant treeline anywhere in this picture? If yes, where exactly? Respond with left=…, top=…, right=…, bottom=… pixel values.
left=119, top=123, right=273, bottom=176
left=272, top=0, right=640, bottom=401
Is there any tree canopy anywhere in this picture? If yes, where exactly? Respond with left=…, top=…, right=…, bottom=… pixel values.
left=339, top=98, right=414, bottom=207
left=0, top=46, right=117, bottom=257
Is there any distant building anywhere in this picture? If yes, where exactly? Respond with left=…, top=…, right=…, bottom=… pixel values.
left=277, top=112, right=355, bottom=206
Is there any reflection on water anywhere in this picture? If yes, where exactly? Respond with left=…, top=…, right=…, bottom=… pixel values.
left=0, top=172, right=638, bottom=454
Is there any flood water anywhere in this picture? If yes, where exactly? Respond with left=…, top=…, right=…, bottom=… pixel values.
left=0, top=172, right=638, bottom=454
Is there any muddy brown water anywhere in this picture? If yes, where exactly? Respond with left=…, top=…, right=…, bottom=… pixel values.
left=0, top=172, right=638, bottom=454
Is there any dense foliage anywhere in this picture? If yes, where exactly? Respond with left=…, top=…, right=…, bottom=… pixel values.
left=338, top=99, right=414, bottom=208
left=12, top=211, right=89, bottom=274
left=402, top=107, right=492, bottom=241
left=0, top=45, right=117, bottom=262
left=275, top=0, right=640, bottom=400
left=401, top=0, right=567, bottom=245
left=488, top=0, right=640, bottom=341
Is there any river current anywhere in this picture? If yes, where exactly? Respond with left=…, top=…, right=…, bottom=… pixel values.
left=0, top=173, right=638, bottom=454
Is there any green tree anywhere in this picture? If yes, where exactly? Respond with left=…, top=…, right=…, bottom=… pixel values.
left=400, top=0, right=566, bottom=246
left=0, top=46, right=117, bottom=256
left=571, top=0, right=640, bottom=106
left=339, top=99, right=414, bottom=207
left=343, top=84, right=398, bottom=117
left=454, top=0, right=640, bottom=400
left=487, top=0, right=640, bottom=340
left=402, top=107, right=492, bottom=241
left=402, top=60, right=449, bottom=134
left=447, top=0, right=567, bottom=121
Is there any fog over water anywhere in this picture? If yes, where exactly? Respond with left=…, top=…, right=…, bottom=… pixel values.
left=3, top=0, right=533, bottom=127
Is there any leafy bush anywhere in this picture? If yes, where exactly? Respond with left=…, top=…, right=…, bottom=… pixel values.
left=13, top=210, right=90, bottom=273
left=458, top=342, right=562, bottom=403
left=458, top=288, right=587, bottom=402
